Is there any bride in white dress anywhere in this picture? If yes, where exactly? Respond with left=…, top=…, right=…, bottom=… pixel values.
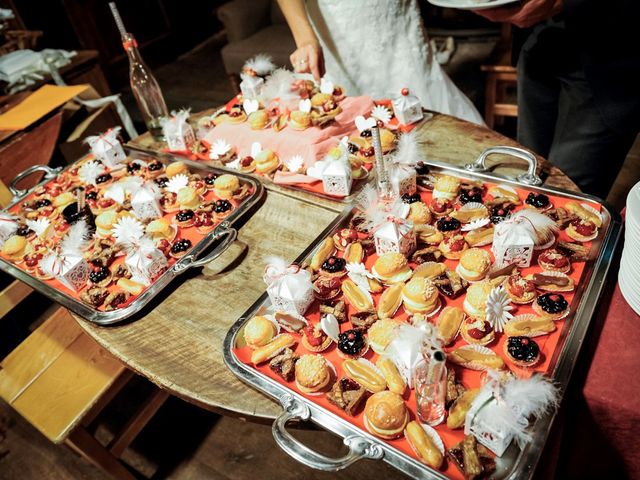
left=277, top=0, right=484, bottom=125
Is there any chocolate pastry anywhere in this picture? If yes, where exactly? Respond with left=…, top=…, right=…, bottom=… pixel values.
left=525, top=192, right=550, bottom=209
left=269, top=348, right=298, bottom=382
left=171, top=239, right=192, bottom=254
left=360, top=237, right=375, bottom=255
left=415, top=161, right=430, bottom=175
left=113, top=263, right=132, bottom=279
left=434, top=270, right=469, bottom=299
left=103, top=290, right=130, bottom=311
left=537, top=293, right=568, bottom=314
left=556, top=241, right=590, bottom=262
left=321, top=256, right=346, bottom=274
left=326, top=377, right=368, bottom=416
left=490, top=205, right=514, bottom=224
left=459, top=186, right=483, bottom=205
left=80, top=287, right=109, bottom=307
left=448, top=435, right=496, bottom=480
left=532, top=273, right=570, bottom=287
left=338, top=329, right=367, bottom=356
left=85, top=190, right=99, bottom=201
left=349, top=213, right=371, bottom=234
left=15, top=224, right=33, bottom=237
left=350, top=310, right=378, bottom=330
left=320, top=300, right=347, bottom=323
left=402, top=193, right=421, bottom=204
left=506, top=336, right=540, bottom=364
left=89, top=266, right=111, bottom=284
left=437, top=216, right=461, bottom=233
left=175, top=209, right=195, bottom=222
left=347, top=142, right=359, bottom=154
left=445, top=368, right=467, bottom=408
left=412, top=246, right=444, bottom=264
left=127, top=162, right=142, bottom=174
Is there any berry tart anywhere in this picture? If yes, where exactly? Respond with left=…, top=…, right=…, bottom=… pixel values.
left=429, top=198, right=453, bottom=218
left=533, top=293, right=570, bottom=320
left=504, top=336, right=540, bottom=367
left=320, top=256, right=347, bottom=278
left=525, top=192, right=552, bottom=211
left=504, top=273, right=537, bottom=304
left=566, top=218, right=598, bottom=242
left=194, top=211, right=215, bottom=234
left=337, top=329, right=368, bottom=359
left=460, top=317, right=495, bottom=346
left=538, top=248, right=571, bottom=273
left=170, top=238, right=192, bottom=259
left=175, top=209, right=196, bottom=228
left=436, top=216, right=461, bottom=235
left=439, top=234, right=469, bottom=260
left=89, top=265, right=113, bottom=288
left=313, top=276, right=342, bottom=301
left=212, top=199, right=234, bottom=219
left=302, top=323, right=333, bottom=352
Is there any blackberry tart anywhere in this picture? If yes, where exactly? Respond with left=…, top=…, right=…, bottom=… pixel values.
left=459, top=186, right=484, bottom=205
left=213, top=199, right=234, bottom=218
left=175, top=209, right=195, bottom=228
left=337, top=329, right=368, bottom=359
left=89, top=266, right=112, bottom=288
left=533, top=293, right=570, bottom=320
left=436, top=216, right=461, bottom=234
left=525, top=192, right=551, bottom=211
left=504, top=336, right=540, bottom=367
left=320, top=256, right=347, bottom=278
left=170, top=238, right=192, bottom=259
left=402, top=192, right=421, bottom=204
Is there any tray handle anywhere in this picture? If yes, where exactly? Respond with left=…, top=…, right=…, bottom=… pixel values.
left=172, top=222, right=238, bottom=274
left=9, top=164, right=62, bottom=199
left=272, top=393, right=384, bottom=471
left=464, top=146, right=543, bottom=186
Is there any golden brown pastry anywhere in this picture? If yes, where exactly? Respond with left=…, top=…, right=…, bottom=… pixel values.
left=248, top=110, right=269, bottom=130
left=250, top=334, right=296, bottom=364
left=341, top=279, right=374, bottom=312
left=310, top=237, right=335, bottom=271
left=565, top=201, right=602, bottom=227
left=116, top=278, right=144, bottom=296
left=372, top=252, right=413, bottom=284
left=376, top=283, right=403, bottom=319
left=255, top=149, right=279, bottom=174
left=343, top=242, right=364, bottom=263
left=463, top=281, right=493, bottom=319
left=1, top=235, right=29, bottom=261
left=166, top=161, right=189, bottom=177
left=408, top=202, right=432, bottom=225
left=412, top=261, right=447, bottom=280
left=446, top=388, right=480, bottom=429
left=213, top=174, right=240, bottom=199
left=464, top=226, right=494, bottom=247
left=295, top=354, right=332, bottom=394
left=243, top=315, right=277, bottom=348
left=405, top=421, right=443, bottom=469
left=432, top=175, right=460, bottom=201
left=376, top=357, right=406, bottom=395
left=342, top=358, right=387, bottom=393
left=436, top=306, right=465, bottom=345
left=402, top=277, right=440, bottom=315
left=448, top=347, right=505, bottom=370
left=289, top=110, right=311, bottom=130
left=368, top=318, right=400, bottom=354
left=504, top=316, right=556, bottom=337
left=364, top=391, right=409, bottom=439
left=457, top=248, right=492, bottom=282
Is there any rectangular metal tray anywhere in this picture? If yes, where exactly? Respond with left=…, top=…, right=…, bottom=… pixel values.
left=1, top=148, right=264, bottom=326
left=223, top=149, right=622, bottom=479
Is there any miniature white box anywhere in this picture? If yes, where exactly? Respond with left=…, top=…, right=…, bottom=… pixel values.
left=239, top=74, right=265, bottom=99
left=392, top=90, right=424, bottom=125
left=322, top=159, right=353, bottom=197
left=165, top=121, right=196, bottom=152
left=92, top=138, right=126, bottom=169
left=391, top=168, right=417, bottom=197
left=374, top=220, right=416, bottom=257
left=131, top=187, right=162, bottom=220
left=57, top=254, right=91, bottom=292
left=267, top=269, right=314, bottom=316
left=126, top=244, right=168, bottom=286
left=465, top=389, right=514, bottom=456
left=492, top=220, right=535, bottom=267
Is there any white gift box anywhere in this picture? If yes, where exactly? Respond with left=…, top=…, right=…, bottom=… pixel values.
left=0, top=214, right=18, bottom=247
left=392, top=90, right=424, bottom=125
left=131, top=185, right=162, bottom=220
left=492, top=218, right=535, bottom=267
left=265, top=265, right=314, bottom=316
left=163, top=111, right=196, bottom=152
left=86, top=128, right=126, bottom=169
left=240, top=73, right=265, bottom=99
left=125, top=241, right=168, bottom=286
left=374, top=219, right=416, bottom=257
left=390, top=166, right=417, bottom=197
left=465, top=389, right=515, bottom=456
left=322, top=159, right=353, bottom=197
left=43, top=253, right=91, bottom=292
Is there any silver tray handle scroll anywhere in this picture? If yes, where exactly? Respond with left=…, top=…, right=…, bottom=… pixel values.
left=172, top=221, right=237, bottom=274
left=465, top=146, right=543, bottom=186
left=10, top=164, right=62, bottom=199
left=272, top=393, right=384, bottom=471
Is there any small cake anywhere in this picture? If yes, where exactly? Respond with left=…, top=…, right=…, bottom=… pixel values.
left=170, top=238, right=192, bottom=259
left=320, top=256, right=347, bottom=278
left=402, top=277, right=440, bottom=315
left=213, top=174, right=240, bottom=199
left=372, top=252, right=413, bottom=284
left=460, top=317, right=494, bottom=345
left=146, top=160, right=164, bottom=178
left=95, top=210, right=119, bottom=238
left=505, top=273, right=536, bottom=303
left=458, top=186, right=484, bottom=205
left=226, top=107, right=247, bottom=124
left=203, top=173, right=218, bottom=191
left=248, top=110, right=269, bottom=130
left=463, top=281, right=493, bottom=319
left=255, top=149, right=279, bottom=175
left=301, top=323, right=332, bottom=352
left=438, top=234, right=468, bottom=260
left=408, top=202, right=432, bottom=225
left=313, top=276, right=342, bottom=300
left=533, top=293, right=570, bottom=320
left=166, top=161, right=189, bottom=178
left=337, top=329, right=368, bottom=359
left=175, top=209, right=195, bottom=228
left=368, top=318, right=400, bottom=354
left=538, top=248, right=571, bottom=273
left=146, top=218, right=174, bottom=242
left=504, top=336, right=540, bottom=367
left=243, top=315, right=277, bottom=348
left=432, top=175, right=460, bottom=201
left=289, top=110, right=311, bottom=130
left=295, top=354, right=332, bottom=394
left=457, top=248, right=492, bottom=282
left=332, top=228, right=359, bottom=251
left=177, top=186, right=200, bottom=210
left=363, top=391, right=409, bottom=440
left=194, top=211, right=215, bottom=234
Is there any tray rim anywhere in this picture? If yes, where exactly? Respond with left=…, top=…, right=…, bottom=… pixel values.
left=0, top=148, right=265, bottom=326
left=223, top=161, right=622, bottom=479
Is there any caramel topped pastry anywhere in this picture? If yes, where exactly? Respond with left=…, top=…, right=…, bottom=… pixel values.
left=269, top=348, right=298, bottom=382
left=326, top=377, right=368, bottom=416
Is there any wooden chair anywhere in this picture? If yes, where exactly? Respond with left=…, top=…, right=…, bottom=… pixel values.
left=481, top=23, right=518, bottom=129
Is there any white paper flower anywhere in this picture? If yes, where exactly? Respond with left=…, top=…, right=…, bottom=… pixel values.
left=486, top=286, right=514, bottom=332
left=284, top=155, right=305, bottom=174
left=112, top=216, right=145, bottom=245
left=371, top=105, right=392, bottom=124
left=209, top=139, right=232, bottom=160
left=321, top=313, right=340, bottom=342
left=166, top=174, right=189, bottom=194
left=250, top=142, right=262, bottom=157
left=298, top=99, right=311, bottom=113
left=355, top=115, right=376, bottom=133
left=320, top=76, right=334, bottom=95
left=60, top=221, right=90, bottom=254
left=103, top=184, right=126, bottom=204
left=78, top=160, right=104, bottom=186
left=243, top=99, right=259, bottom=115
left=25, top=218, right=51, bottom=239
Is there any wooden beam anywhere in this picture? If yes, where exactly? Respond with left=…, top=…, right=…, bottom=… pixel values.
left=0, top=280, right=32, bottom=320
left=67, top=427, right=136, bottom=480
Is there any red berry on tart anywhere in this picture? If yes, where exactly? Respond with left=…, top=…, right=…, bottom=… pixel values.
left=313, top=276, right=342, bottom=300
left=332, top=228, right=359, bottom=251
left=460, top=317, right=495, bottom=346
left=538, top=248, right=571, bottom=273
left=301, top=323, right=333, bottom=352
left=194, top=211, right=215, bottom=234
left=566, top=218, right=598, bottom=242
left=429, top=198, right=453, bottom=217
left=439, top=234, right=469, bottom=260
left=505, top=273, right=536, bottom=304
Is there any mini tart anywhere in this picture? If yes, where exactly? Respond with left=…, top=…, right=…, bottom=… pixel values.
left=301, top=323, right=333, bottom=352
left=525, top=192, right=552, bottom=211
left=337, top=329, right=369, bottom=359
left=320, top=256, right=347, bottom=278
left=289, top=110, right=311, bottom=130
left=212, top=199, right=234, bottom=219
left=429, top=198, right=453, bottom=218
left=566, top=218, right=598, bottom=242
left=436, top=216, right=461, bottom=235
left=438, top=234, right=468, bottom=260
left=23, top=251, right=45, bottom=275
left=175, top=209, right=195, bottom=228
left=332, top=228, right=359, bottom=251
left=533, top=292, right=570, bottom=320
left=89, top=266, right=113, bottom=288
left=194, top=211, right=216, bottom=234
left=460, top=317, right=495, bottom=346
left=313, top=276, right=342, bottom=300
left=538, top=248, right=571, bottom=273
left=203, top=173, right=218, bottom=191
left=295, top=354, right=332, bottom=394
left=456, top=248, right=491, bottom=282
left=145, top=160, right=165, bottom=178
left=226, top=108, right=247, bottom=124
left=458, top=186, right=484, bottom=205
left=504, top=273, right=537, bottom=304
left=238, top=155, right=256, bottom=173
left=160, top=192, right=180, bottom=213
left=504, top=336, right=540, bottom=368
left=92, top=196, right=119, bottom=214
left=170, top=238, right=192, bottom=259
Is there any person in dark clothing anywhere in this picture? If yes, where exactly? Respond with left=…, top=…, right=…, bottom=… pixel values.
left=476, top=0, right=640, bottom=198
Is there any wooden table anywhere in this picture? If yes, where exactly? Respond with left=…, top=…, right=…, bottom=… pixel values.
left=73, top=113, right=579, bottom=422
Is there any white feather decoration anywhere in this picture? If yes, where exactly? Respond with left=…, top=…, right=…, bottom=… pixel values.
left=243, top=54, right=276, bottom=76
left=261, top=68, right=297, bottom=103
left=112, top=216, right=145, bottom=246
left=60, top=220, right=90, bottom=254
left=509, top=209, right=558, bottom=247
left=0, top=212, right=19, bottom=241
left=25, top=218, right=52, bottom=239
left=393, top=131, right=421, bottom=168
left=78, top=160, right=104, bottom=186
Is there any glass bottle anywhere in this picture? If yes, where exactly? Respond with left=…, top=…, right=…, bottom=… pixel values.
left=121, top=33, right=168, bottom=140
left=414, top=349, right=447, bottom=426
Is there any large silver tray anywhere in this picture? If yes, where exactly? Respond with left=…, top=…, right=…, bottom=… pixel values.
left=223, top=147, right=622, bottom=479
left=1, top=148, right=264, bottom=326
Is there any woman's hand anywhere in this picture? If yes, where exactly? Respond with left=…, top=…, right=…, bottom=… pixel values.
left=474, top=0, right=562, bottom=28
left=290, top=42, right=325, bottom=81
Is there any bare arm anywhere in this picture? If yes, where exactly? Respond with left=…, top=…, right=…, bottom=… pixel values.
left=277, top=0, right=325, bottom=80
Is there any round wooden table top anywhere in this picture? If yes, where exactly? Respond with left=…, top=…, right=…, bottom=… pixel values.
left=74, top=113, right=579, bottom=422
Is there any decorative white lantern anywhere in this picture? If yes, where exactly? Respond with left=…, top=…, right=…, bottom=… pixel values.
left=125, top=239, right=168, bottom=286
left=491, top=217, right=536, bottom=267
left=41, top=252, right=91, bottom=292
left=264, top=261, right=314, bottom=316
left=322, top=158, right=353, bottom=197
left=390, top=167, right=417, bottom=197
left=163, top=110, right=196, bottom=151
left=131, top=184, right=162, bottom=220
left=392, top=88, right=424, bottom=125
left=239, top=73, right=265, bottom=99
left=85, top=127, right=126, bottom=169
left=374, top=219, right=416, bottom=257
left=465, top=389, right=514, bottom=457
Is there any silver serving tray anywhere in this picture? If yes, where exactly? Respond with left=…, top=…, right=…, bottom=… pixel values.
left=1, top=148, right=264, bottom=326
left=223, top=147, right=622, bottom=479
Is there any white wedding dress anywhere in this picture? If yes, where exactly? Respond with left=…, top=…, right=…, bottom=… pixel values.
left=305, top=0, right=484, bottom=124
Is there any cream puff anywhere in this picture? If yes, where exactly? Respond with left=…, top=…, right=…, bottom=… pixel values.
left=432, top=175, right=460, bottom=201
left=243, top=315, right=277, bottom=348
left=95, top=210, right=119, bottom=238
left=166, top=161, right=189, bottom=178
left=438, top=234, right=469, bottom=260
left=408, top=202, right=431, bottom=225
left=176, top=186, right=200, bottom=210
left=457, top=248, right=492, bottom=282
left=372, top=252, right=413, bottom=284
left=255, top=149, right=279, bottom=175
left=368, top=318, right=400, bottom=354
left=289, top=110, right=311, bottom=130
left=364, top=391, right=409, bottom=440
left=402, top=277, right=440, bottom=315
left=146, top=218, right=174, bottom=242
left=248, top=110, right=269, bottom=130
left=213, top=174, right=240, bottom=199
left=463, top=281, right=493, bottom=319
left=295, top=354, right=332, bottom=394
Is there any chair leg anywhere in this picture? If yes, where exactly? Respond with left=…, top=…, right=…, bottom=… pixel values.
left=484, top=74, right=497, bottom=130
left=228, top=73, right=241, bottom=95
left=66, top=427, right=136, bottom=480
